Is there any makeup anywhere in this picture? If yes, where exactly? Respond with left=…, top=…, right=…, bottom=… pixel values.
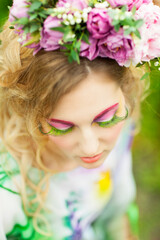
left=93, top=103, right=119, bottom=122
left=47, top=119, right=74, bottom=129
left=80, top=152, right=103, bottom=163
left=97, top=106, right=128, bottom=128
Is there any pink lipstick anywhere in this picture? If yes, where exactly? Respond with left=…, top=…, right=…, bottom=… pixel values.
left=80, top=152, right=103, bottom=163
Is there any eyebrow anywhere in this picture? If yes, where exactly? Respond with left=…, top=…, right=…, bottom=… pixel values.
left=48, top=102, right=119, bottom=126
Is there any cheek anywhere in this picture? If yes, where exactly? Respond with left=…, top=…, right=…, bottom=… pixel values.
left=102, top=121, right=125, bottom=146
left=48, top=135, right=75, bottom=151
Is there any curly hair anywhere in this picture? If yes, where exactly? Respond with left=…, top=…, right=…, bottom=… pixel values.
left=0, top=20, right=148, bottom=236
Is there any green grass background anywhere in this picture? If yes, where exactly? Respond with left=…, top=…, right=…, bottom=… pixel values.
left=0, top=1, right=160, bottom=239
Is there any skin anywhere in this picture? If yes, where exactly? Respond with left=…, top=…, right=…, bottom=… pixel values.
left=41, top=71, right=128, bottom=173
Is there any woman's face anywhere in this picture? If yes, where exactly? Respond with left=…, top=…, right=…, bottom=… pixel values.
left=42, top=71, right=128, bottom=172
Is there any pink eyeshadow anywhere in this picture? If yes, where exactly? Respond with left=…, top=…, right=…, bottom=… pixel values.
left=96, top=109, right=117, bottom=122
left=94, top=103, right=119, bottom=122
left=47, top=120, right=73, bottom=130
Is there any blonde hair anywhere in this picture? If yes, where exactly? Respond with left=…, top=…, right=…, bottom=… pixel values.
left=0, top=21, right=148, bottom=236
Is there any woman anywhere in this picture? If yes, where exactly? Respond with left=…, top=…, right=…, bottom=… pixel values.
left=0, top=0, right=159, bottom=239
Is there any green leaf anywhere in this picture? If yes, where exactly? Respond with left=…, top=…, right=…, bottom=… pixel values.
left=121, top=18, right=133, bottom=26
left=150, top=70, right=160, bottom=82
left=71, top=49, right=80, bottom=63
left=112, top=19, right=120, bottom=26
left=134, top=29, right=141, bottom=39
left=50, top=26, right=65, bottom=33
left=114, top=24, right=120, bottom=32
left=124, top=28, right=132, bottom=36
left=135, top=19, right=144, bottom=28
left=140, top=72, right=150, bottom=81
left=29, top=1, right=42, bottom=12
left=75, top=24, right=81, bottom=31
left=68, top=54, right=74, bottom=63
left=136, top=62, right=146, bottom=68
left=30, top=24, right=40, bottom=33
left=131, top=5, right=136, bottom=15
left=29, top=13, right=38, bottom=21
left=82, top=34, right=90, bottom=44
left=9, top=26, right=14, bottom=29
left=63, top=43, right=72, bottom=50
left=121, top=5, right=127, bottom=12
left=74, top=41, right=81, bottom=51
left=18, top=17, right=29, bottom=25
left=24, top=26, right=30, bottom=34
left=38, top=12, right=47, bottom=18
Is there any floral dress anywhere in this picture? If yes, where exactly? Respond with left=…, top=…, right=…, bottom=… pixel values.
left=0, top=118, right=137, bottom=240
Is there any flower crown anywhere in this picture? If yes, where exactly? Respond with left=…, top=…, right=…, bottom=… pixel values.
left=9, top=0, right=160, bottom=71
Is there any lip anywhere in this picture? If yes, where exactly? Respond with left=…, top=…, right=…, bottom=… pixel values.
left=80, top=152, right=103, bottom=163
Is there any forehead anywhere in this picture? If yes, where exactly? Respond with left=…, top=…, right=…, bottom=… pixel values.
left=49, top=72, right=122, bottom=124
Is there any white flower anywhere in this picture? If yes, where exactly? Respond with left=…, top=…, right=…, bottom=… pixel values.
left=120, top=15, right=125, bottom=20
left=82, top=12, right=88, bottom=19
left=67, top=14, right=74, bottom=21
left=125, top=12, right=132, bottom=18
left=76, top=18, right=82, bottom=24
left=74, top=11, right=81, bottom=18
left=63, top=20, right=70, bottom=25
left=62, top=13, right=67, bottom=20
left=58, top=7, right=65, bottom=12
left=57, top=14, right=62, bottom=19
left=95, top=2, right=109, bottom=8
left=154, top=61, right=159, bottom=66
left=70, top=19, right=76, bottom=25
left=65, top=3, right=71, bottom=8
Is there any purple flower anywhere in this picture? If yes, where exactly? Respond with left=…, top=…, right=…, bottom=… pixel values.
left=40, top=16, right=63, bottom=51
left=87, top=8, right=112, bottom=39
left=9, top=0, right=29, bottom=22
left=57, top=0, right=87, bottom=10
left=80, top=37, right=99, bottom=60
left=98, top=29, right=134, bottom=66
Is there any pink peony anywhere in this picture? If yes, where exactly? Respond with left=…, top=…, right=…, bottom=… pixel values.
left=128, top=0, right=152, bottom=10
left=40, top=16, right=63, bottom=51
left=133, top=3, right=160, bottom=63
left=107, top=0, right=132, bottom=8
left=98, top=29, right=134, bottom=66
left=57, top=0, right=87, bottom=10
left=80, top=37, right=99, bottom=60
left=107, top=0, right=152, bottom=9
left=9, top=0, right=30, bottom=22
left=87, top=8, right=112, bottom=39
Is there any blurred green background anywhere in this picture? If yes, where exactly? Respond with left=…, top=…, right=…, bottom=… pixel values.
left=0, top=1, right=160, bottom=239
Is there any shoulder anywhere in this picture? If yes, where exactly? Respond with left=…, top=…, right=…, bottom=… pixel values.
left=0, top=140, right=27, bottom=238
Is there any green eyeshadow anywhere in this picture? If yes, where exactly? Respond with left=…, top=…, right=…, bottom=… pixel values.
left=97, top=106, right=129, bottom=128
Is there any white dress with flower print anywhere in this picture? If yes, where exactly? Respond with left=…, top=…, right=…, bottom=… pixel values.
left=0, top=118, right=136, bottom=240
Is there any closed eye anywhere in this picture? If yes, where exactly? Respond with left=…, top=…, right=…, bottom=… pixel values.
left=96, top=106, right=128, bottom=128
left=46, top=121, right=74, bottom=136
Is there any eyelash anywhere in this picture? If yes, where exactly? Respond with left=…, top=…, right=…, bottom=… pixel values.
left=97, top=107, right=128, bottom=128
left=46, top=107, right=128, bottom=136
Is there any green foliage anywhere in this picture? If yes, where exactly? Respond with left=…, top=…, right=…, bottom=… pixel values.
left=138, top=58, right=160, bottom=83
left=108, top=6, right=143, bottom=38
left=0, top=0, right=12, bottom=29
left=89, top=0, right=106, bottom=7
left=51, top=23, right=89, bottom=64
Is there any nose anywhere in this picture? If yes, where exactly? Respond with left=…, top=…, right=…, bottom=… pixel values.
left=78, top=126, right=99, bottom=157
